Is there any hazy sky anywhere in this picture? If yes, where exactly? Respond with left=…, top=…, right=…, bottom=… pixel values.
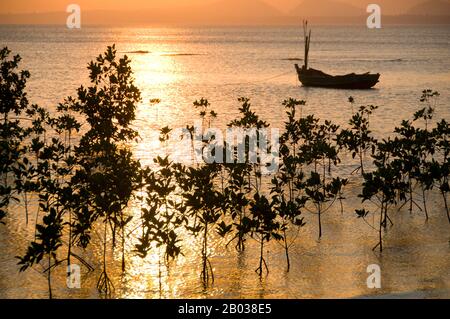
left=0, top=1, right=209, bottom=13
left=1, top=0, right=449, bottom=25
left=0, top=0, right=432, bottom=15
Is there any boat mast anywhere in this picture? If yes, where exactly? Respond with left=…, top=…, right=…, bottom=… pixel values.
left=303, top=20, right=311, bottom=70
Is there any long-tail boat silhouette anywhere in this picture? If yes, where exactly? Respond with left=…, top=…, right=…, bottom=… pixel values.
left=295, top=21, right=380, bottom=90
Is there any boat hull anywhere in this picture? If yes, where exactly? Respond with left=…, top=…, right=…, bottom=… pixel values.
left=295, top=64, right=380, bottom=90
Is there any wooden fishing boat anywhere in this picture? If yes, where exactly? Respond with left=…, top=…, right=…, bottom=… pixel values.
left=296, top=21, right=380, bottom=90
left=295, top=64, right=380, bottom=89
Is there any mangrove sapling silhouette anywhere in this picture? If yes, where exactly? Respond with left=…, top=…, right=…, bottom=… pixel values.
left=415, top=158, right=435, bottom=221
left=221, top=150, right=253, bottom=253
left=299, top=116, right=346, bottom=239
left=293, top=115, right=323, bottom=236
left=184, top=98, right=219, bottom=168
left=19, top=105, right=50, bottom=241
left=220, top=144, right=256, bottom=253
left=414, top=104, right=435, bottom=132
left=50, top=98, right=83, bottom=269
left=222, top=162, right=252, bottom=251
left=136, top=156, right=185, bottom=262
left=0, top=47, right=32, bottom=224
left=17, top=134, right=76, bottom=299
left=159, top=126, right=172, bottom=152
left=296, top=115, right=320, bottom=169
left=150, top=98, right=161, bottom=122
left=135, top=155, right=186, bottom=296
left=18, top=205, right=64, bottom=299
left=337, top=105, right=378, bottom=176
left=270, top=177, right=306, bottom=272
left=0, top=48, right=79, bottom=297
left=177, top=163, right=224, bottom=286
left=16, top=105, right=51, bottom=228
left=323, top=120, right=340, bottom=174
left=223, top=97, right=271, bottom=251
left=48, top=101, right=95, bottom=274
left=249, top=193, right=282, bottom=276
left=67, top=45, right=143, bottom=294
left=329, top=177, right=349, bottom=215
left=419, top=89, right=440, bottom=123
left=432, top=119, right=450, bottom=223
left=409, top=89, right=448, bottom=222
left=356, top=139, right=408, bottom=252
left=17, top=96, right=98, bottom=299
left=280, top=98, right=306, bottom=185
left=271, top=98, right=307, bottom=271
left=194, top=98, right=212, bottom=129
left=393, top=104, right=441, bottom=218
left=176, top=100, right=225, bottom=285
left=392, top=120, right=423, bottom=214
left=429, top=159, right=450, bottom=224
left=303, top=171, right=346, bottom=239
left=71, top=146, right=142, bottom=294
left=228, top=97, right=270, bottom=193
left=412, top=105, right=437, bottom=220
left=385, top=91, right=440, bottom=218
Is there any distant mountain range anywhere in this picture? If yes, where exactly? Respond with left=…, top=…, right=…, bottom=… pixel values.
left=407, top=0, right=450, bottom=16
left=278, top=0, right=367, bottom=24
left=288, top=0, right=450, bottom=18
left=290, top=0, right=362, bottom=17
left=1, top=0, right=450, bottom=25
left=343, top=0, right=427, bottom=15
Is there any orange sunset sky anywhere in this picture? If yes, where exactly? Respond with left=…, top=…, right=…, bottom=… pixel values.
left=0, top=0, right=435, bottom=14
left=1, top=0, right=450, bottom=25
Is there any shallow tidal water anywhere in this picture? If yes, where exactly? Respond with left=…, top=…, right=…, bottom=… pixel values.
left=0, top=25, right=449, bottom=299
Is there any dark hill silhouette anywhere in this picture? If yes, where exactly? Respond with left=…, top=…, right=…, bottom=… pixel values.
left=186, top=0, right=285, bottom=24
left=406, top=0, right=450, bottom=16
left=289, top=0, right=363, bottom=17
left=343, top=0, right=425, bottom=15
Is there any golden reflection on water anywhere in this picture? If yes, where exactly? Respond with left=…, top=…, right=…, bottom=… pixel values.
left=134, top=53, right=178, bottom=87
left=106, top=188, right=450, bottom=300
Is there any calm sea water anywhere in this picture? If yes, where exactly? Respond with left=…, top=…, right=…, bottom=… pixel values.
left=0, top=25, right=450, bottom=299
